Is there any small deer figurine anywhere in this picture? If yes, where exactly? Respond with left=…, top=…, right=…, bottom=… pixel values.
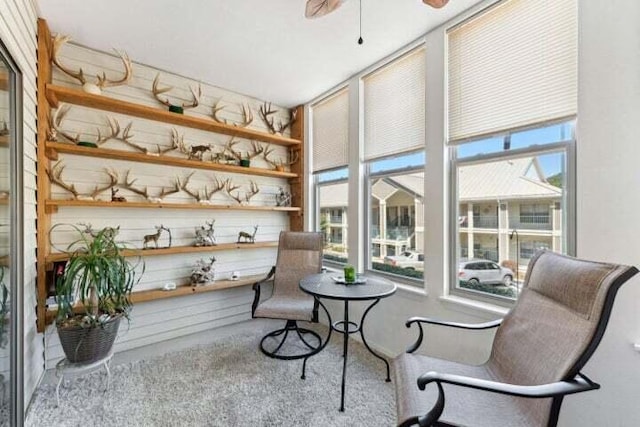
left=143, top=225, right=168, bottom=249
left=111, top=188, right=127, bottom=202
left=237, top=225, right=258, bottom=244
left=189, top=145, right=211, bottom=160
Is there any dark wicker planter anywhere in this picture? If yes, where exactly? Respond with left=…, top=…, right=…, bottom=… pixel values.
left=57, top=316, right=121, bottom=363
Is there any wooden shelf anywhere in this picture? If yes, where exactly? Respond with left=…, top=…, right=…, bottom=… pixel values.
left=0, top=72, right=7, bottom=91
left=46, top=241, right=278, bottom=263
left=0, top=135, right=8, bottom=147
left=45, top=199, right=300, bottom=213
left=45, top=141, right=297, bottom=179
left=46, top=84, right=301, bottom=148
left=45, top=272, right=267, bottom=324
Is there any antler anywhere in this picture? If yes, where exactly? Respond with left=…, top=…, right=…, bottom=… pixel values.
left=225, top=180, right=243, bottom=204
left=179, top=172, right=204, bottom=202
left=152, top=73, right=202, bottom=110
left=98, top=118, right=149, bottom=154
left=224, top=137, right=243, bottom=162
left=263, top=146, right=299, bottom=170
left=204, top=176, right=229, bottom=200
left=51, top=35, right=86, bottom=86
left=49, top=104, right=80, bottom=144
left=211, top=102, right=254, bottom=128
left=52, top=34, right=132, bottom=91
left=121, top=170, right=149, bottom=199
left=89, top=169, right=119, bottom=199
left=244, top=181, right=260, bottom=204
left=96, top=49, right=132, bottom=88
left=46, top=161, right=79, bottom=199
left=154, top=129, right=180, bottom=156
left=171, top=128, right=191, bottom=157
left=247, top=141, right=264, bottom=159
left=258, top=102, right=297, bottom=135
left=158, top=178, right=181, bottom=199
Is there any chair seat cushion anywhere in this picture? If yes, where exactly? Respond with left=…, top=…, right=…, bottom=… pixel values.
left=253, top=295, right=315, bottom=321
left=393, top=353, right=537, bottom=427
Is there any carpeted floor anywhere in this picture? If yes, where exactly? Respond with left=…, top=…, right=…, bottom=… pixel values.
left=26, top=324, right=396, bottom=426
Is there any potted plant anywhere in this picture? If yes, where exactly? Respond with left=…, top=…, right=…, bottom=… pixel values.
left=52, top=224, right=143, bottom=363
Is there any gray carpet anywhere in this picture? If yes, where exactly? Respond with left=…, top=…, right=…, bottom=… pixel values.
left=26, top=324, right=396, bottom=426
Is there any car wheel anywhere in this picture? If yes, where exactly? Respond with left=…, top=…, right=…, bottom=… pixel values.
left=502, top=275, right=513, bottom=286
left=468, top=278, right=480, bottom=285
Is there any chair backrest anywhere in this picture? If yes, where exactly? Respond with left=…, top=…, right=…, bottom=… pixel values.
left=273, top=231, right=324, bottom=298
left=488, top=250, right=638, bottom=425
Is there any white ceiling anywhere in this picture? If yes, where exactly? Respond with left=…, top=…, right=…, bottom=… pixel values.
left=38, top=0, right=482, bottom=107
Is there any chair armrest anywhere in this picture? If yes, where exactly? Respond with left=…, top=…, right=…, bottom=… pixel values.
left=251, top=266, right=275, bottom=317
left=405, top=317, right=502, bottom=353
left=417, top=371, right=600, bottom=398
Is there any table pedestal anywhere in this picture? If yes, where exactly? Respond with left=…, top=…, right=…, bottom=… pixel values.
left=55, top=351, right=113, bottom=407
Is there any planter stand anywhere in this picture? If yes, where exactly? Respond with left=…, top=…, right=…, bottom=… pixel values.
left=55, top=350, right=114, bottom=407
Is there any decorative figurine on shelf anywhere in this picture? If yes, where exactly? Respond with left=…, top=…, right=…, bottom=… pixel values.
left=194, top=220, right=217, bottom=247
left=237, top=225, right=258, bottom=244
left=190, top=257, right=216, bottom=286
left=79, top=223, right=120, bottom=240
left=143, top=225, right=171, bottom=249
left=111, top=188, right=127, bottom=203
left=275, top=187, right=292, bottom=207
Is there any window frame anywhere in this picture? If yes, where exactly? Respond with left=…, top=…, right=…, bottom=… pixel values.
left=448, top=122, right=576, bottom=306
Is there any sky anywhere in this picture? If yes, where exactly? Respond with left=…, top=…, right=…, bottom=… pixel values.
left=318, top=121, right=571, bottom=182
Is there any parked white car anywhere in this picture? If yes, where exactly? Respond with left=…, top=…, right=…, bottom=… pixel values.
left=459, top=259, right=514, bottom=286
left=383, top=251, right=424, bottom=271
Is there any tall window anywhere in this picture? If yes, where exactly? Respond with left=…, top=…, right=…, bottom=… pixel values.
left=311, top=88, right=350, bottom=265
left=363, top=46, right=426, bottom=284
left=448, top=0, right=577, bottom=302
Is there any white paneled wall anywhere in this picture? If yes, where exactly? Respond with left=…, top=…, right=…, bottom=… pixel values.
left=0, top=0, right=40, bottom=407
left=44, top=41, right=295, bottom=366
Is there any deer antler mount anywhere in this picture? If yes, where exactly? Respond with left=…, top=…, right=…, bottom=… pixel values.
left=51, top=34, right=132, bottom=95
left=152, top=74, right=202, bottom=114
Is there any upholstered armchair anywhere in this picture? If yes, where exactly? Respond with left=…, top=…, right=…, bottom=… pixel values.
left=394, top=250, right=638, bottom=426
left=252, top=231, right=324, bottom=359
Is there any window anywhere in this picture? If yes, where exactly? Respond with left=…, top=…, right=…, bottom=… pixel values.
left=448, top=0, right=577, bottom=302
left=316, top=169, right=349, bottom=265
left=311, top=88, right=350, bottom=266
left=452, top=123, right=574, bottom=301
left=363, top=46, right=426, bottom=285
left=367, top=152, right=425, bottom=283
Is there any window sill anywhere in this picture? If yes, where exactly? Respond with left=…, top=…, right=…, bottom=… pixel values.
left=439, top=295, right=509, bottom=318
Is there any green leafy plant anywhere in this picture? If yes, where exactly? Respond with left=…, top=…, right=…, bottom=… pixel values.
left=52, top=224, right=144, bottom=328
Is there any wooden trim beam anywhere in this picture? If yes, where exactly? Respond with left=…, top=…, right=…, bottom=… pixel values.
left=45, top=141, right=297, bottom=179
left=46, top=84, right=302, bottom=147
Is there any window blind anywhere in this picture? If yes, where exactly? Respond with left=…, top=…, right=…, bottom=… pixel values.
left=447, top=0, right=577, bottom=143
left=364, top=46, right=426, bottom=161
left=312, top=88, right=349, bottom=172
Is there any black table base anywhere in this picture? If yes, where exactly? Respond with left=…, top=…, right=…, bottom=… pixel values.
left=259, top=319, right=322, bottom=360
left=302, top=298, right=391, bottom=412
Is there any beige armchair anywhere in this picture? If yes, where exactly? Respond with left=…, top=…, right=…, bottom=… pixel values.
left=252, top=231, right=324, bottom=359
left=394, top=250, right=638, bottom=426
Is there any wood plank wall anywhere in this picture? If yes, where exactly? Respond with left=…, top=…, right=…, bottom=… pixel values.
left=0, top=0, right=41, bottom=406
left=43, top=37, right=295, bottom=366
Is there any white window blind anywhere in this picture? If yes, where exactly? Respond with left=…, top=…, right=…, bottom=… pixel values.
left=364, top=46, right=426, bottom=161
left=448, top=0, right=577, bottom=143
left=312, top=88, right=349, bottom=172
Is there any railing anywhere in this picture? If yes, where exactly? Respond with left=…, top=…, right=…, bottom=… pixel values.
left=386, top=226, right=411, bottom=240
left=473, top=248, right=499, bottom=262
left=472, top=215, right=498, bottom=228
left=330, top=215, right=344, bottom=224
left=510, top=214, right=551, bottom=230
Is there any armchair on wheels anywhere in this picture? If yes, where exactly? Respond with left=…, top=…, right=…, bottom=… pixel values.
left=393, top=250, right=638, bottom=427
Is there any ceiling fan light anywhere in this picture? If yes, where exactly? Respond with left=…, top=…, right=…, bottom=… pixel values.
left=423, top=0, right=450, bottom=8
left=305, top=0, right=345, bottom=19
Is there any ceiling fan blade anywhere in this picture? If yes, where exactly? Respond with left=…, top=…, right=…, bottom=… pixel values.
left=423, top=0, right=450, bottom=8
left=305, top=0, right=344, bottom=19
